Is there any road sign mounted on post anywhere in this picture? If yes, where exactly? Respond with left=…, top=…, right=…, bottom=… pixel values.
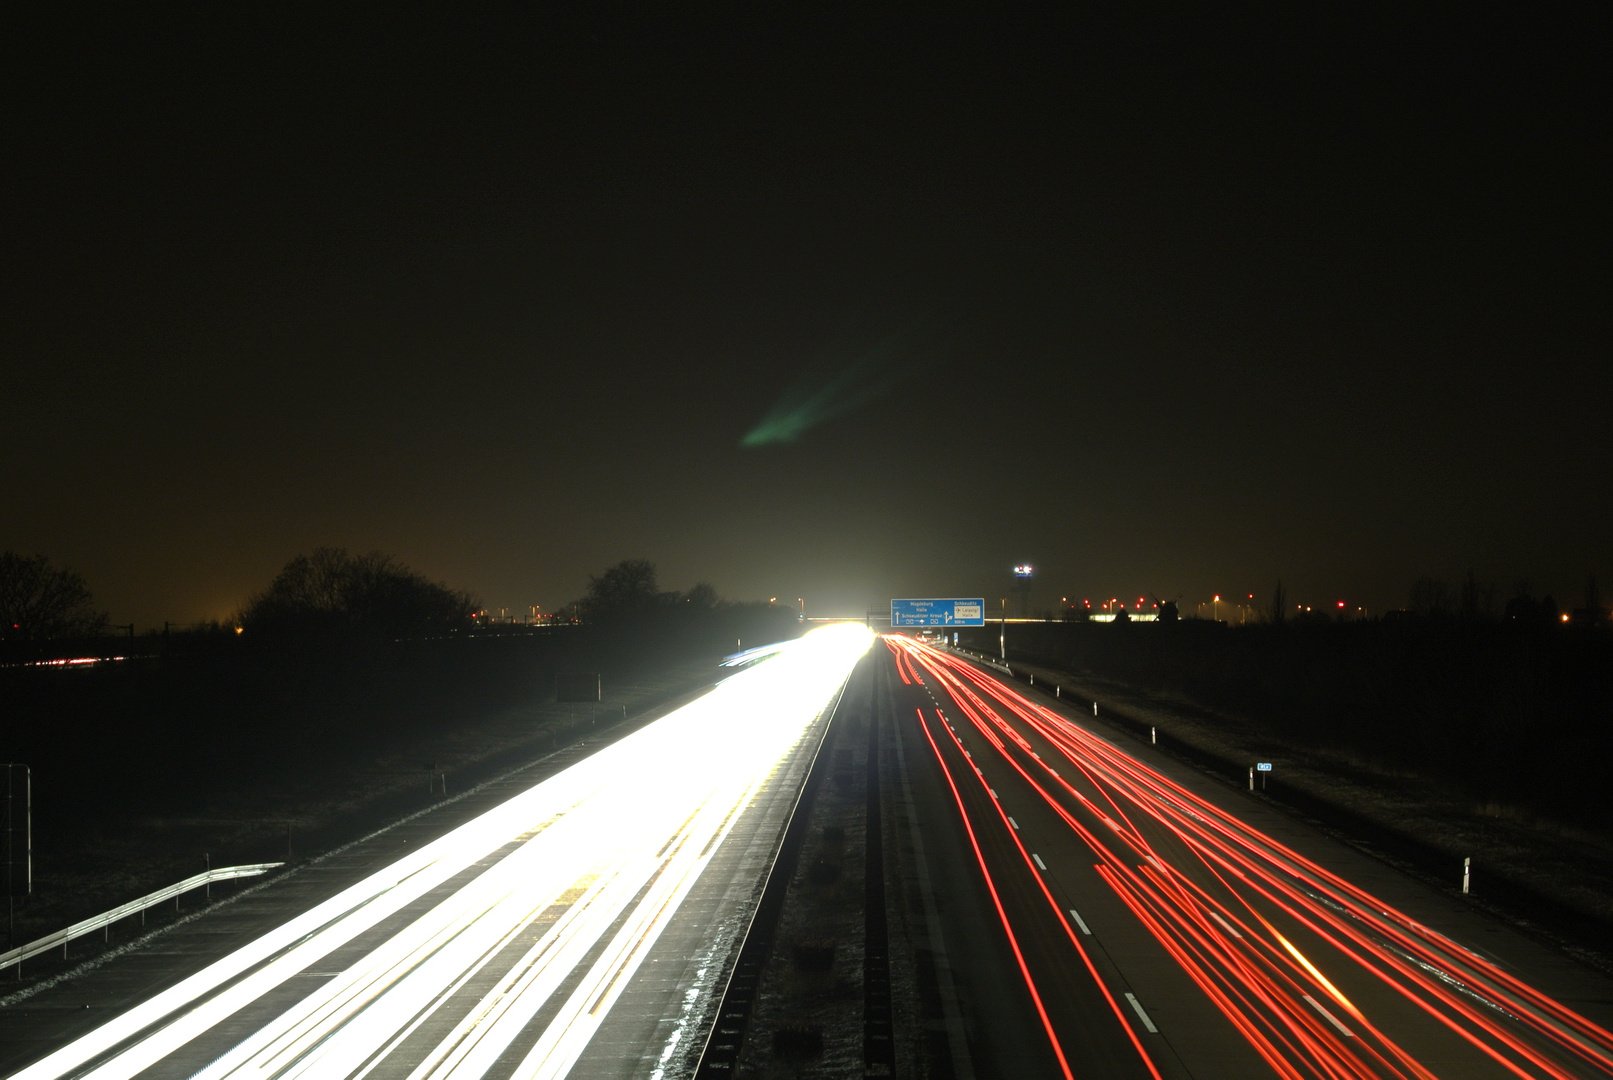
left=555, top=673, right=601, bottom=703
left=891, top=598, right=986, bottom=627
left=3, top=764, right=29, bottom=899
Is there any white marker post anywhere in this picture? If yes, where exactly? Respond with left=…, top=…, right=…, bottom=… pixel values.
left=1151, top=726, right=1156, bottom=745
left=1463, top=857, right=1471, bottom=894
left=1248, top=766, right=1255, bottom=791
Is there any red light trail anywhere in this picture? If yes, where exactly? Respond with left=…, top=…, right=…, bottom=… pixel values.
left=887, top=636, right=1613, bottom=1080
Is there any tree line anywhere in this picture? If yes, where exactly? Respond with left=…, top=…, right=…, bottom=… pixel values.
left=1, top=549, right=774, bottom=644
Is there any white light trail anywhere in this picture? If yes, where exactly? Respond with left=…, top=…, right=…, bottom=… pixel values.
left=16, top=624, right=872, bottom=1080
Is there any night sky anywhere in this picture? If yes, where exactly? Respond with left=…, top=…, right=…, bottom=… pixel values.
left=4, top=10, right=1607, bottom=626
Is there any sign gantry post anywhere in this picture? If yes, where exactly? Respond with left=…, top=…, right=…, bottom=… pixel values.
left=4, top=764, right=30, bottom=950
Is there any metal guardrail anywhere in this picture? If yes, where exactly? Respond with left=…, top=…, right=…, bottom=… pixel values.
left=940, top=644, right=1013, bottom=676
left=2, top=861, right=283, bottom=973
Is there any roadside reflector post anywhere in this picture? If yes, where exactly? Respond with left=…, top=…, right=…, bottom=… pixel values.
left=1055, top=686, right=1060, bottom=697
left=1249, top=766, right=1255, bottom=791
left=1151, top=726, right=1156, bottom=745
left=1093, top=702, right=1098, bottom=716
left=1463, top=857, right=1471, bottom=894
left=1029, top=673, right=1034, bottom=685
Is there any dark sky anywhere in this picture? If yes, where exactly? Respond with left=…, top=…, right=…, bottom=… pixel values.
left=4, top=9, right=1608, bottom=625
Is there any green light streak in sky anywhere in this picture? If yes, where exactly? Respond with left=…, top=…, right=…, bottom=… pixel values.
left=742, top=330, right=920, bottom=447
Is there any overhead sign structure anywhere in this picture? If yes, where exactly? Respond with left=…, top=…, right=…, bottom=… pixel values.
left=891, top=598, right=986, bottom=627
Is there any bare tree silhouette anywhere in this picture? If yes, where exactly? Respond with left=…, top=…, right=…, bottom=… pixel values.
left=1459, top=568, right=1496, bottom=620
left=240, top=548, right=476, bottom=635
left=581, top=559, right=663, bottom=618
left=0, top=551, right=108, bottom=641
left=1408, top=576, right=1454, bottom=617
left=1268, top=579, right=1288, bottom=626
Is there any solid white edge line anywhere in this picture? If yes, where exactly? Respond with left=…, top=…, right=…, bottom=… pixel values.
left=1303, top=994, right=1355, bottom=1036
left=1031, top=853, right=1047, bottom=871
left=1124, top=992, right=1158, bottom=1033
left=1067, top=908, right=1091, bottom=935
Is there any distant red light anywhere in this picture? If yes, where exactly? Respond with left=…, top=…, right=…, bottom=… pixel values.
left=1337, top=601, right=1346, bottom=608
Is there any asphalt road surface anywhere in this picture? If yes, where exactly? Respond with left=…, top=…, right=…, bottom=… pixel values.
left=884, top=635, right=1613, bottom=1080
left=3, top=626, right=873, bottom=1080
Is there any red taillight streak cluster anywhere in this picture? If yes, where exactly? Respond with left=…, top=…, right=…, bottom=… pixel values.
left=893, top=637, right=1613, bottom=1080
left=916, top=707, right=1079, bottom=1080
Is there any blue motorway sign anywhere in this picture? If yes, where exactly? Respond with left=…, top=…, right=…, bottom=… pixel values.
left=891, top=598, right=986, bottom=627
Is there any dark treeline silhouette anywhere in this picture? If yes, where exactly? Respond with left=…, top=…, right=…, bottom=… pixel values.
left=0, top=551, right=107, bottom=642
left=1, top=553, right=798, bottom=843
left=564, top=558, right=797, bottom=660
left=965, top=579, right=1613, bottom=826
left=239, top=548, right=477, bottom=637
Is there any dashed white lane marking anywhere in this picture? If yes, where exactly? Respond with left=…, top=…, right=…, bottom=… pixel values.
left=1304, top=994, right=1355, bottom=1036
left=1124, top=993, right=1159, bottom=1033
left=1008, top=816, right=1018, bottom=829
left=990, top=788, right=998, bottom=799
left=1067, top=908, right=1092, bottom=935
left=1031, top=853, right=1047, bottom=870
left=1210, top=911, right=1243, bottom=938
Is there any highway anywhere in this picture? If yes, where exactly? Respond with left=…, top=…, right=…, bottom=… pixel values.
left=7, top=624, right=873, bottom=1080
left=886, top=635, right=1613, bottom=1080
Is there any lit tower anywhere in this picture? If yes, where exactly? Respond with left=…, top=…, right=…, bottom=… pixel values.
left=1013, top=563, right=1035, bottom=619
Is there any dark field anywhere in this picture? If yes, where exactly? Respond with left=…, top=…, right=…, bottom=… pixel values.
left=965, top=618, right=1613, bottom=825
left=953, top=618, right=1613, bottom=964
left=1, top=610, right=798, bottom=970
